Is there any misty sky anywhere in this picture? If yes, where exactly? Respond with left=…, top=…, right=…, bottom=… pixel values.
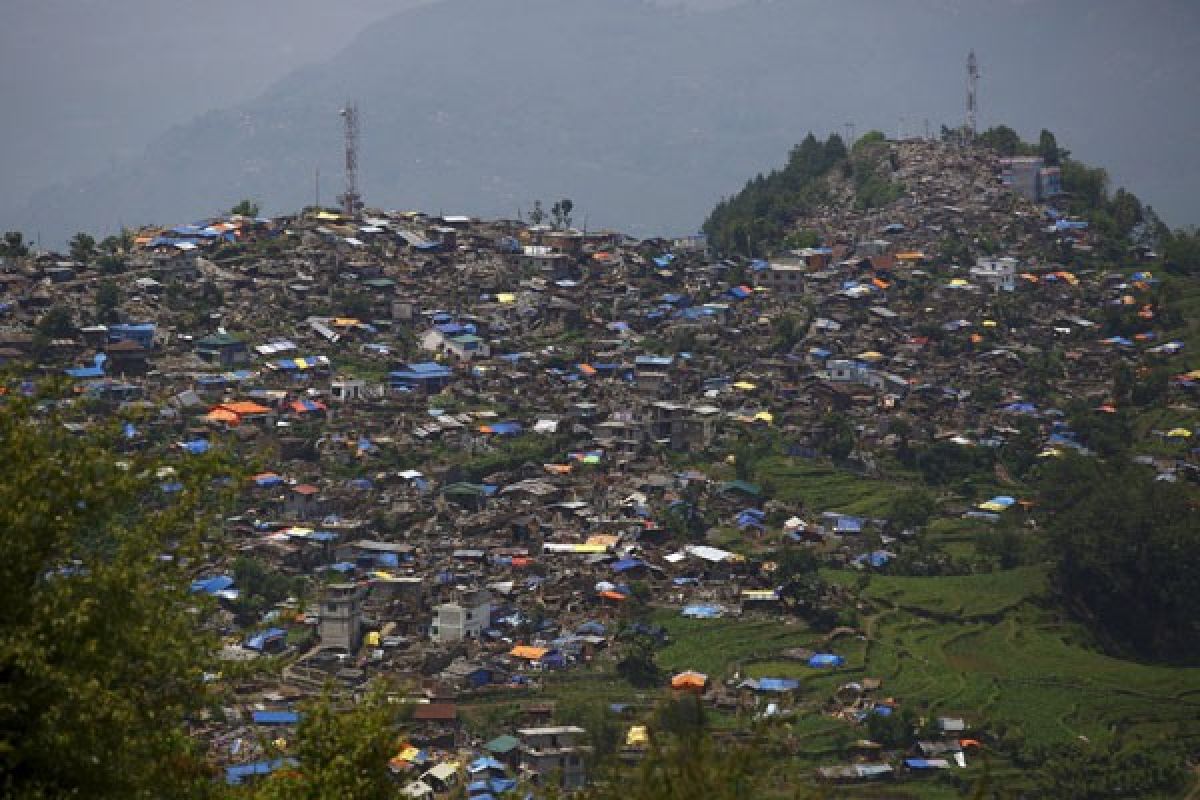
left=2, top=0, right=1198, bottom=244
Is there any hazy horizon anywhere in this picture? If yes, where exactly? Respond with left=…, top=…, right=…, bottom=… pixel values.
left=3, top=0, right=1198, bottom=247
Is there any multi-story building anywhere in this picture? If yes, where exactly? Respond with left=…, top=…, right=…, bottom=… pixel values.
left=518, top=726, right=590, bottom=790
left=430, top=589, right=491, bottom=643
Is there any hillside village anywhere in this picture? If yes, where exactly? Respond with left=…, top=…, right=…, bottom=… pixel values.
left=2, top=136, right=1198, bottom=797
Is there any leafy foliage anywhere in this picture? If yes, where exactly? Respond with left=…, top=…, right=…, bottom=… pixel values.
left=0, top=393, right=226, bottom=798
left=246, top=687, right=405, bottom=800
left=702, top=133, right=846, bottom=257
left=1, top=231, right=29, bottom=257
left=230, top=199, right=260, bottom=217
left=1039, top=456, right=1200, bottom=663
left=1034, top=740, right=1187, bottom=799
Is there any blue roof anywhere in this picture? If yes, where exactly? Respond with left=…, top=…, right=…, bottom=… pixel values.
left=244, top=627, right=287, bottom=651
left=190, top=575, right=234, bottom=594
left=408, top=361, right=451, bottom=374
left=834, top=516, right=864, bottom=533
left=610, top=558, right=646, bottom=573
left=225, top=758, right=297, bottom=785
left=808, top=653, right=845, bottom=668
left=251, top=710, right=301, bottom=725
left=755, top=678, right=800, bottom=692
left=468, top=756, right=507, bottom=773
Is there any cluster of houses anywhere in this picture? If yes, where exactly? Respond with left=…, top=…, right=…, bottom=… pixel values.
left=1, top=137, right=1195, bottom=793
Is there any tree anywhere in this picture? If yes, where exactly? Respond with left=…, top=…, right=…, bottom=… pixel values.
left=576, top=697, right=802, bottom=800
left=551, top=197, right=575, bottom=230
left=36, top=305, right=75, bottom=338
left=70, top=231, right=97, bottom=264
left=815, top=412, right=855, bottom=463
left=1037, top=128, right=1062, bottom=165
left=1109, top=188, right=1143, bottom=239
left=978, top=125, right=1023, bottom=156
left=230, top=199, right=260, bottom=217
left=96, top=279, right=121, bottom=324
left=1035, top=740, right=1186, bottom=799
left=865, top=707, right=916, bottom=748
left=249, top=686, right=406, bottom=800
left=888, top=489, right=936, bottom=531
left=0, top=394, right=225, bottom=798
left=1162, top=227, right=1200, bottom=275
left=1040, top=456, right=1200, bottom=663
left=1, top=231, right=29, bottom=258
left=528, top=200, right=546, bottom=226
left=616, top=635, right=661, bottom=688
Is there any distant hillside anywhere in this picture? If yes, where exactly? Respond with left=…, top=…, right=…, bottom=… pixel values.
left=7, top=0, right=1200, bottom=246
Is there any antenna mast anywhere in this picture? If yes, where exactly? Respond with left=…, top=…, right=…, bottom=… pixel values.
left=966, top=51, right=979, bottom=142
left=338, top=102, right=362, bottom=216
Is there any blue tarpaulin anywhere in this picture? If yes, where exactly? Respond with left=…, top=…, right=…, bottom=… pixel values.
left=225, top=758, right=297, bottom=785
left=190, top=575, right=234, bottom=594
left=808, top=653, right=845, bottom=668
left=245, top=628, right=286, bottom=652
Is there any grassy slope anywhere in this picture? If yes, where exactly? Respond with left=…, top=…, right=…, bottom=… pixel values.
left=750, top=457, right=916, bottom=516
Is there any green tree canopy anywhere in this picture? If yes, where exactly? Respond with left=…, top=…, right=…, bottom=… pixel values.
left=69, top=231, right=97, bottom=264
left=230, top=199, right=260, bottom=217
left=0, top=393, right=226, bottom=798
left=1039, top=455, right=1200, bottom=663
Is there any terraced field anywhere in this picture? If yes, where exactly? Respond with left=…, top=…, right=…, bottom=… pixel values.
left=749, top=457, right=916, bottom=516
left=855, top=570, right=1200, bottom=751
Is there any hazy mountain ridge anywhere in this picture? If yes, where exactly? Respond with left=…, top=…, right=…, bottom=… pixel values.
left=7, top=0, right=1199, bottom=245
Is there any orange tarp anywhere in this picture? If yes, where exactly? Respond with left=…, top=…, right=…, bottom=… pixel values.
left=671, top=671, right=708, bottom=691
left=509, top=645, right=549, bottom=660
left=205, top=408, right=240, bottom=424
left=219, top=401, right=272, bottom=415
left=599, top=590, right=627, bottom=601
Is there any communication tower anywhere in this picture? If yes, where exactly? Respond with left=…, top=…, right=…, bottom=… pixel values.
left=966, top=51, right=980, bottom=141
left=338, top=103, right=362, bottom=216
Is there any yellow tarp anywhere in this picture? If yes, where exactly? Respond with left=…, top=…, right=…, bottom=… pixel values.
left=496, top=293, right=516, bottom=304
left=733, top=381, right=757, bottom=390
left=626, top=726, right=649, bottom=747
